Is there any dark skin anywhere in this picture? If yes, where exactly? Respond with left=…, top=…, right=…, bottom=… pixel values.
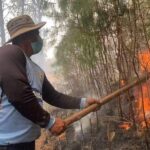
left=13, top=29, right=100, bottom=135
left=14, top=30, right=40, bottom=57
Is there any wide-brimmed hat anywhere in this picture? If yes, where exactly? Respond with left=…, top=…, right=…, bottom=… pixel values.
left=6, top=15, right=46, bottom=43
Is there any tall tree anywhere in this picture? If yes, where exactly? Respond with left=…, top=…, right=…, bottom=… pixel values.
left=0, top=0, right=6, bottom=45
left=19, top=0, right=25, bottom=15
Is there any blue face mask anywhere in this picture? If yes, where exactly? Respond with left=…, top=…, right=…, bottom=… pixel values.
left=31, top=36, right=43, bottom=55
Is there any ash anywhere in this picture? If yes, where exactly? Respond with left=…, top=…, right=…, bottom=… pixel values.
left=41, top=100, right=150, bottom=150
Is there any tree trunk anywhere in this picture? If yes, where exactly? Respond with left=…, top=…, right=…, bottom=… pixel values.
left=20, top=0, right=25, bottom=15
left=36, top=0, right=42, bottom=22
left=0, top=0, right=6, bottom=45
left=32, top=0, right=42, bottom=22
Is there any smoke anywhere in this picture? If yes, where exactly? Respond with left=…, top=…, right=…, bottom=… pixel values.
left=74, top=113, right=92, bottom=133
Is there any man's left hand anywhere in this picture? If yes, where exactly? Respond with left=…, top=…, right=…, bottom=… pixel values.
left=86, top=98, right=101, bottom=107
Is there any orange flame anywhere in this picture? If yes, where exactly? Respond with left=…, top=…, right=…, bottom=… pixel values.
left=136, top=50, right=150, bottom=128
left=119, top=122, right=131, bottom=130
left=120, top=79, right=126, bottom=86
left=138, top=50, right=150, bottom=72
left=119, top=50, right=150, bottom=130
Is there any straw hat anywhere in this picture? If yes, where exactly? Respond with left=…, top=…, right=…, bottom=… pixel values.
left=6, top=15, right=46, bottom=43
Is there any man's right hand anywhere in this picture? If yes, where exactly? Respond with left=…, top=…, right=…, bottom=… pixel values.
left=49, top=118, right=66, bottom=135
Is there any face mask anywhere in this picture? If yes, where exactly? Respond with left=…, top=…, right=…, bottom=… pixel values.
left=31, top=36, right=43, bottom=55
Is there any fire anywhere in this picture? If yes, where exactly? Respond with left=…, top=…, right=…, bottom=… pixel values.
left=136, top=50, right=150, bottom=128
left=135, top=83, right=150, bottom=128
left=120, top=79, right=126, bottom=86
left=138, top=50, right=150, bottom=72
left=119, top=50, right=150, bottom=130
left=119, top=122, right=132, bottom=131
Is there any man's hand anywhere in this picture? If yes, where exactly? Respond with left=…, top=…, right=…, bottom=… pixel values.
left=86, top=98, right=101, bottom=107
left=86, top=98, right=101, bottom=111
left=49, top=118, right=66, bottom=135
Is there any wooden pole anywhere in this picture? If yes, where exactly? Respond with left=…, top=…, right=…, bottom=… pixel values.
left=64, top=74, right=150, bottom=126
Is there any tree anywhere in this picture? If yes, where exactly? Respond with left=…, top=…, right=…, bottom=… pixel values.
left=0, top=0, right=6, bottom=45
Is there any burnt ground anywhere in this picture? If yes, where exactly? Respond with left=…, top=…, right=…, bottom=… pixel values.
left=36, top=99, right=150, bottom=150
left=36, top=115, right=150, bottom=149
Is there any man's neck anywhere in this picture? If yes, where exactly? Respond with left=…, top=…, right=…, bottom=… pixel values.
left=17, top=43, right=32, bottom=57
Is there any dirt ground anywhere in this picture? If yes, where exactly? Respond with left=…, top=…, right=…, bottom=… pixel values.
left=36, top=130, right=54, bottom=150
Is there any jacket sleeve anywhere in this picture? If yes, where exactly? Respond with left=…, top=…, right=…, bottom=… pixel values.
left=42, top=75, right=81, bottom=109
left=0, top=45, right=50, bottom=128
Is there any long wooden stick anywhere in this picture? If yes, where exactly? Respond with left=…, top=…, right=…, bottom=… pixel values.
left=64, top=74, right=150, bottom=126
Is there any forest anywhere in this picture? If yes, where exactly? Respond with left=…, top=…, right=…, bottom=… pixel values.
left=1, top=0, right=150, bottom=150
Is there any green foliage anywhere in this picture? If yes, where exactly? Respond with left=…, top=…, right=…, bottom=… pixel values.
left=55, top=0, right=114, bottom=73
left=59, top=0, right=70, bottom=12
left=54, top=0, right=150, bottom=96
left=56, top=26, right=100, bottom=73
left=71, top=0, right=94, bottom=14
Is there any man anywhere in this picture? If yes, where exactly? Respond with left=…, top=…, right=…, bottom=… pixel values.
left=0, top=15, right=99, bottom=150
